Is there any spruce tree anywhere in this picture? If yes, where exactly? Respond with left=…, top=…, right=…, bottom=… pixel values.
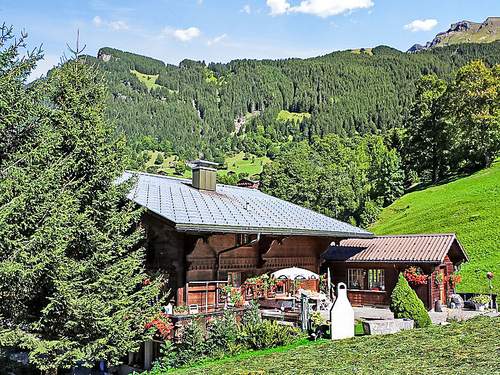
left=390, top=274, right=431, bottom=328
left=0, top=35, right=163, bottom=372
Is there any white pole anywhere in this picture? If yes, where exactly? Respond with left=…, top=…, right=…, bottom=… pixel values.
left=327, top=267, right=331, bottom=296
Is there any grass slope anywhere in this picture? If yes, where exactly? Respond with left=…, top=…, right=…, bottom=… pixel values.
left=371, top=161, right=500, bottom=294
left=130, top=69, right=162, bottom=90
left=220, top=152, right=271, bottom=177
left=276, top=110, right=311, bottom=123
left=172, top=317, right=499, bottom=375
left=145, top=152, right=271, bottom=180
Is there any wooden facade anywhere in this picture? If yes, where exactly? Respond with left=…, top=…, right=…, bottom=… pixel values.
left=143, top=213, right=335, bottom=311
left=326, top=256, right=461, bottom=310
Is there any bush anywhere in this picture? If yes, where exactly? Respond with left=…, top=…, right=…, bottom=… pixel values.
left=206, top=310, right=240, bottom=357
left=390, top=274, right=431, bottom=328
left=470, top=294, right=491, bottom=305
left=153, top=308, right=302, bottom=370
left=239, top=320, right=301, bottom=350
left=241, top=301, right=262, bottom=326
left=172, top=319, right=206, bottom=367
left=154, top=152, right=164, bottom=165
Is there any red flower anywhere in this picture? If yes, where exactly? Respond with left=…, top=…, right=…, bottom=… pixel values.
left=145, top=313, right=173, bottom=339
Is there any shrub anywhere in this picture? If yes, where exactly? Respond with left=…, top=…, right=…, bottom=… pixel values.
left=241, top=301, right=262, bottom=326
left=171, top=319, right=206, bottom=367
left=239, top=320, right=301, bottom=350
left=154, top=152, right=164, bottom=165
left=470, top=294, right=491, bottom=305
left=206, top=310, right=240, bottom=357
left=390, top=273, right=431, bottom=328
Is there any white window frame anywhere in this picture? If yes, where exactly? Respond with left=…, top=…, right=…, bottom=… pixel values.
left=368, top=269, right=385, bottom=291
left=348, top=268, right=366, bottom=290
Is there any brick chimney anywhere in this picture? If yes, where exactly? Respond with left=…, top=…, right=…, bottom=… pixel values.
left=191, top=160, right=218, bottom=191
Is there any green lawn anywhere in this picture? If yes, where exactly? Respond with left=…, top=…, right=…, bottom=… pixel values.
left=130, top=69, right=162, bottom=90
left=144, top=152, right=271, bottom=180
left=171, top=317, right=499, bottom=374
left=371, top=161, right=500, bottom=294
left=276, top=109, right=311, bottom=123
left=220, top=152, right=271, bottom=178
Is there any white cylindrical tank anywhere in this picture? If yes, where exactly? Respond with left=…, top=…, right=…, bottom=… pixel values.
left=330, top=282, right=354, bottom=340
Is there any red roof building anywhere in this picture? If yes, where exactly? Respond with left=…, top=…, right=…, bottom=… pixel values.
left=322, top=234, right=468, bottom=309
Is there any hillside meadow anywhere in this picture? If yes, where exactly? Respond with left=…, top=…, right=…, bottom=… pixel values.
left=371, top=161, right=500, bottom=294
left=144, top=151, right=270, bottom=180
left=169, top=317, right=500, bottom=375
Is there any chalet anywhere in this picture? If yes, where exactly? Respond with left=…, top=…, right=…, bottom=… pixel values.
left=123, top=160, right=372, bottom=312
left=236, top=178, right=260, bottom=189
left=122, top=161, right=468, bottom=312
left=322, top=234, right=468, bottom=309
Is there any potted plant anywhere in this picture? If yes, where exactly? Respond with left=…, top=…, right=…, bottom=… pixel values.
left=403, top=267, right=428, bottom=286
left=173, top=305, right=189, bottom=315
left=448, top=273, right=462, bottom=290
left=470, top=295, right=491, bottom=311
left=433, top=271, right=444, bottom=286
left=145, top=312, right=174, bottom=339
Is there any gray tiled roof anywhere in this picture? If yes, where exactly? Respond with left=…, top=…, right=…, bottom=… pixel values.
left=121, top=171, right=373, bottom=238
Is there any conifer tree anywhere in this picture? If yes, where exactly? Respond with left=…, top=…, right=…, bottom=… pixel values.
left=0, top=31, right=163, bottom=372
left=390, top=274, right=431, bottom=328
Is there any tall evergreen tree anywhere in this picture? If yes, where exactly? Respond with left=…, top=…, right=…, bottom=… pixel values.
left=0, top=33, right=163, bottom=372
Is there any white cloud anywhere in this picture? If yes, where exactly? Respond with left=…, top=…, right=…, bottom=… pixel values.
left=241, top=4, right=251, bottom=14
left=168, top=27, right=201, bottom=42
left=267, top=0, right=290, bottom=15
left=27, top=54, right=59, bottom=83
left=267, top=0, right=373, bottom=17
left=92, top=16, right=129, bottom=31
left=109, top=20, right=129, bottom=31
left=404, top=19, right=438, bottom=32
left=93, top=16, right=103, bottom=26
left=207, top=33, right=228, bottom=46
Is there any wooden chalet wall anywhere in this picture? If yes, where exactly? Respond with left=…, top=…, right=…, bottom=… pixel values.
left=143, top=212, right=334, bottom=307
left=327, top=260, right=456, bottom=310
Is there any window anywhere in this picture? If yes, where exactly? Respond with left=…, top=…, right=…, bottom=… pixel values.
left=228, top=272, right=242, bottom=287
left=348, top=269, right=366, bottom=289
left=368, top=269, right=385, bottom=291
left=236, top=234, right=255, bottom=247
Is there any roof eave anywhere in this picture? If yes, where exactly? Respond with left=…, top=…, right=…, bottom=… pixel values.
left=174, top=223, right=374, bottom=239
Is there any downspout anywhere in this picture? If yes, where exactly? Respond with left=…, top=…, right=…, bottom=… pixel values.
left=214, top=233, right=261, bottom=279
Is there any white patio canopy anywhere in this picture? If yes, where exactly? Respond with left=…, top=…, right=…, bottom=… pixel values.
left=271, top=267, right=319, bottom=280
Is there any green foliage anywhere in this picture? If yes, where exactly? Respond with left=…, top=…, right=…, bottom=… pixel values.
left=405, top=74, right=449, bottom=183
left=88, top=43, right=500, bottom=161
left=405, top=61, right=499, bottom=182
left=261, top=134, right=404, bottom=227
left=174, top=160, right=187, bottom=175
left=152, top=308, right=300, bottom=371
left=241, top=301, right=262, bottom=327
left=172, top=317, right=500, bottom=374
left=238, top=320, right=301, bottom=350
left=470, top=294, right=491, bottom=305
left=390, top=274, right=431, bottom=328
left=206, top=311, right=241, bottom=357
left=172, top=320, right=207, bottom=368
left=371, top=160, right=500, bottom=294
left=0, top=28, right=162, bottom=371
left=155, top=152, right=164, bottom=165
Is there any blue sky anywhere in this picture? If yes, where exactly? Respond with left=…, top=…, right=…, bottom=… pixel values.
left=2, top=0, right=499, bottom=79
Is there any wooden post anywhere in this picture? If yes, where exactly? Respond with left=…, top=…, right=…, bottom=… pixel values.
left=144, top=340, right=153, bottom=370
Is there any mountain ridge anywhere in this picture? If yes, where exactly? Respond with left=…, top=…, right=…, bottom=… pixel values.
left=408, top=17, right=500, bottom=52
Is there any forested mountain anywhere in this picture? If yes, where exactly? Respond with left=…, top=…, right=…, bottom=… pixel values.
left=86, top=42, right=500, bottom=160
